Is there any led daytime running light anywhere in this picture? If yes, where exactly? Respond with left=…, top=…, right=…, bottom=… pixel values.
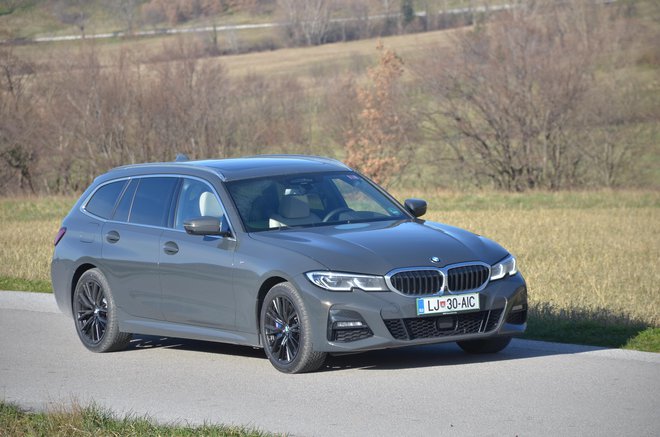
left=306, top=272, right=388, bottom=292
left=490, top=255, right=517, bottom=281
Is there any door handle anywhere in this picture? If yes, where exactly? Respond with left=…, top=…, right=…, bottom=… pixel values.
left=105, top=231, right=120, bottom=244
left=163, top=241, right=179, bottom=255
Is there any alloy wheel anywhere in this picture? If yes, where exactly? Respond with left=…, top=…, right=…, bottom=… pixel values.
left=75, top=279, right=108, bottom=344
left=264, top=295, right=300, bottom=364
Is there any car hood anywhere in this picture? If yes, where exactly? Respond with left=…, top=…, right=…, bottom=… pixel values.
left=249, top=220, right=509, bottom=275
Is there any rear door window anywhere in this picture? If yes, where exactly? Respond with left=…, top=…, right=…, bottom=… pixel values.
left=85, top=180, right=127, bottom=219
left=129, top=177, right=179, bottom=227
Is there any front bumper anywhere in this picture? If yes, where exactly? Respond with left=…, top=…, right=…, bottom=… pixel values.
left=293, top=272, right=527, bottom=353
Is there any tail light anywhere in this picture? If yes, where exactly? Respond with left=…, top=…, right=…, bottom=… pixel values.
left=54, top=227, right=67, bottom=246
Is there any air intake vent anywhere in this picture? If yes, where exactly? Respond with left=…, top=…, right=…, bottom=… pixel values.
left=384, top=309, right=503, bottom=340
left=331, top=328, right=373, bottom=342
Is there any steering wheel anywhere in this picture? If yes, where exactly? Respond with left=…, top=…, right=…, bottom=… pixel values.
left=322, top=207, right=353, bottom=222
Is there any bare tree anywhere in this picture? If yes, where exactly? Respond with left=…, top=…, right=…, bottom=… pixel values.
left=141, top=0, right=167, bottom=27
left=415, top=1, right=631, bottom=191
left=333, top=0, right=371, bottom=41
left=0, top=50, right=40, bottom=193
left=323, top=75, right=360, bottom=148
left=581, top=74, right=651, bottom=187
left=0, top=0, right=651, bottom=194
left=278, top=0, right=333, bottom=46
left=114, top=0, right=139, bottom=35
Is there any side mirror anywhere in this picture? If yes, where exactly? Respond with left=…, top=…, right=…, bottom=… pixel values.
left=184, top=216, right=231, bottom=237
left=404, top=198, right=427, bottom=218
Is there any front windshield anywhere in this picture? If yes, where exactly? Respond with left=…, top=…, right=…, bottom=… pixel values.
left=226, top=172, right=408, bottom=232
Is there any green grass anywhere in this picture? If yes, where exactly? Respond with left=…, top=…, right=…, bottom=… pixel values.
left=624, top=328, right=660, bottom=352
left=0, top=401, right=273, bottom=437
left=0, top=277, right=52, bottom=293
left=524, top=302, right=654, bottom=350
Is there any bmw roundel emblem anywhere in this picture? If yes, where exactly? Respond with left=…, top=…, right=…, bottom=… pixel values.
left=430, top=256, right=441, bottom=263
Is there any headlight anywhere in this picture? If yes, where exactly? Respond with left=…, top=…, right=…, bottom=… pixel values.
left=490, top=255, right=517, bottom=280
left=306, top=271, right=388, bottom=292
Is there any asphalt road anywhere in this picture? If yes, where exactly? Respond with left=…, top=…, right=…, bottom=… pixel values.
left=1, top=291, right=658, bottom=436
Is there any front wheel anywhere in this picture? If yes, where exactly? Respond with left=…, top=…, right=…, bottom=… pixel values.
left=457, top=336, right=512, bottom=354
left=72, top=268, right=131, bottom=352
left=260, top=282, right=326, bottom=373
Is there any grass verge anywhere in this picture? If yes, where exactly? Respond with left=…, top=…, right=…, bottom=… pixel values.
left=524, top=303, right=658, bottom=352
left=0, top=400, right=273, bottom=437
left=624, top=328, right=660, bottom=352
left=0, top=276, right=52, bottom=293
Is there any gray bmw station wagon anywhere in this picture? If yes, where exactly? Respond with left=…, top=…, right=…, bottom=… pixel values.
left=51, top=155, right=527, bottom=373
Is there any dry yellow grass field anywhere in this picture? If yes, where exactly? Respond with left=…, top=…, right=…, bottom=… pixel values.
left=211, top=29, right=454, bottom=78
left=0, top=197, right=74, bottom=291
left=428, top=207, right=659, bottom=326
left=1, top=192, right=658, bottom=330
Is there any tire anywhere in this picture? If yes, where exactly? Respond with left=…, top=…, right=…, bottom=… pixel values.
left=457, top=336, right=512, bottom=354
left=260, top=282, right=327, bottom=373
left=72, top=268, right=132, bottom=353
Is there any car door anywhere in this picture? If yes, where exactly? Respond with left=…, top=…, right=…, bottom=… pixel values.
left=101, top=176, right=178, bottom=320
left=159, top=177, right=237, bottom=330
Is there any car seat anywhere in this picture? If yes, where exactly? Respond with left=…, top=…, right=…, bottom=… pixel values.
left=199, top=192, right=223, bottom=218
left=269, top=195, right=320, bottom=228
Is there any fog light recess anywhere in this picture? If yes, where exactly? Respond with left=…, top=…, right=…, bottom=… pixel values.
left=506, top=286, right=528, bottom=325
left=328, top=309, right=374, bottom=343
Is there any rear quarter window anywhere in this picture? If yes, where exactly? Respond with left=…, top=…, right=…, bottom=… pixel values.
left=112, top=179, right=138, bottom=222
left=85, top=180, right=127, bottom=219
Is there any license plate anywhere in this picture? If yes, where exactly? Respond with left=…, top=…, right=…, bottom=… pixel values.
left=416, top=293, right=480, bottom=316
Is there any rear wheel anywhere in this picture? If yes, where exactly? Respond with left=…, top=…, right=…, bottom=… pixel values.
left=260, top=282, right=326, bottom=373
left=73, top=268, right=131, bottom=352
left=457, top=336, right=512, bottom=354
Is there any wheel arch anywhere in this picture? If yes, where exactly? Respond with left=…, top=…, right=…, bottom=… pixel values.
left=70, top=263, right=97, bottom=308
left=255, top=276, right=288, bottom=341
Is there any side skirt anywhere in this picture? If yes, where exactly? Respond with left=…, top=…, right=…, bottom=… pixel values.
left=117, top=310, right=261, bottom=348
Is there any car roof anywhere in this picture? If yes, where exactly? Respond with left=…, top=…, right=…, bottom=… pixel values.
left=111, top=155, right=351, bottom=182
